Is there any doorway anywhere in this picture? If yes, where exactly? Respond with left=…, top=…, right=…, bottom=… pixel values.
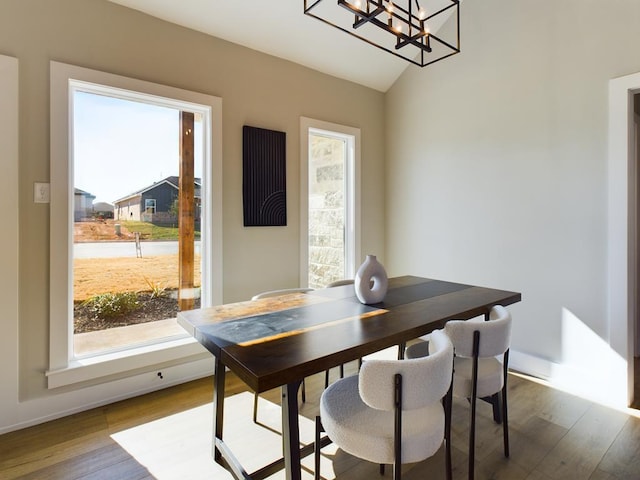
left=634, top=95, right=640, bottom=406
left=608, top=72, right=640, bottom=408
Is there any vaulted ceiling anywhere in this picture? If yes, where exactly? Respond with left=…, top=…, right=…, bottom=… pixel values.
left=107, top=0, right=415, bottom=92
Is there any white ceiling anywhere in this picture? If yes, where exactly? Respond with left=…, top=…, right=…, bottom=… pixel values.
left=107, top=0, right=415, bottom=92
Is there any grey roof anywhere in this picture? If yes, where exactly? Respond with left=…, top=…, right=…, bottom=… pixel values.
left=74, top=188, right=95, bottom=198
left=113, top=176, right=201, bottom=204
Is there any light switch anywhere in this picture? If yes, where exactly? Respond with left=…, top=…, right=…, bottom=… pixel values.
left=34, top=182, right=50, bottom=203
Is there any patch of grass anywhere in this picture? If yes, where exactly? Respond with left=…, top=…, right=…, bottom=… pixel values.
left=82, top=291, right=140, bottom=319
left=120, top=220, right=200, bottom=241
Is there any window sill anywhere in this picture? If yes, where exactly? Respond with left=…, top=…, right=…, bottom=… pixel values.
left=45, top=336, right=208, bottom=389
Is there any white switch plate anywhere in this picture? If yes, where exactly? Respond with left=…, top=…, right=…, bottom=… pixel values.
left=34, top=182, right=50, bottom=203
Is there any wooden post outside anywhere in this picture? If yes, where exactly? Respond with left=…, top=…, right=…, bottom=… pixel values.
left=179, top=111, right=195, bottom=311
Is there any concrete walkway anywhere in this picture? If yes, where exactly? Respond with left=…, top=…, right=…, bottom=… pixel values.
left=74, top=241, right=201, bottom=258
left=74, top=318, right=186, bottom=357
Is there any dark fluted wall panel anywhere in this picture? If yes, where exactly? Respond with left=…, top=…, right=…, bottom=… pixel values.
left=242, top=126, right=287, bottom=226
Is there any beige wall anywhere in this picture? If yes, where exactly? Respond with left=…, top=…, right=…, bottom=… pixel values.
left=385, top=0, right=640, bottom=405
left=0, top=0, right=384, bottom=413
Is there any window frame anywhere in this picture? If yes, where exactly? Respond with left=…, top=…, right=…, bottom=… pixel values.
left=144, top=198, right=157, bottom=214
left=48, top=62, right=223, bottom=388
left=0, top=54, right=19, bottom=419
left=300, top=117, right=361, bottom=287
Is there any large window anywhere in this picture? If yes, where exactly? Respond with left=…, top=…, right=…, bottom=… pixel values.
left=300, top=117, right=360, bottom=288
left=48, top=62, right=222, bottom=387
left=71, top=89, right=205, bottom=358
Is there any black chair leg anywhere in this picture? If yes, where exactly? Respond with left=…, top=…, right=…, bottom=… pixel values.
left=380, top=464, right=385, bottom=475
left=302, top=378, right=306, bottom=403
left=502, top=385, right=510, bottom=457
left=503, top=350, right=510, bottom=458
left=490, top=392, right=502, bottom=424
left=469, top=391, right=477, bottom=480
left=253, top=392, right=259, bottom=423
left=325, top=366, right=344, bottom=389
left=315, top=416, right=322, bottom=480
left=444, top=384, right=453, bottom=480
left=468, top=331, right=480, bottom=480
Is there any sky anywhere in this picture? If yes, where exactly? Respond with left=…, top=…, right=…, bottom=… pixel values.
left=73, top=91, right=202, bottom=204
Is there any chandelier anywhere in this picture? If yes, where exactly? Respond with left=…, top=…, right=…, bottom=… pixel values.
left=304, top=0, right=460, bottom=67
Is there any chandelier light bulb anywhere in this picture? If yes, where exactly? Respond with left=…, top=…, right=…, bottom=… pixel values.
left=387, top=1, right=394, bottom=13
left=353, top=0, right=362, bottom=8
left=418, top=7, right=426, bottom=20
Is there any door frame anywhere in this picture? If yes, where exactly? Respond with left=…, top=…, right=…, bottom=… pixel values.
left=609, top=72, right=640, bottom=406
left=635, top=111, right=640, bottom=358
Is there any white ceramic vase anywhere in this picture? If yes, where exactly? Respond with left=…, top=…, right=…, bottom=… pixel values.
left=354, top=254, right=388, bottom=304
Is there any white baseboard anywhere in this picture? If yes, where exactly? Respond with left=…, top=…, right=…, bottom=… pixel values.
left=510, top=349, right=556, bottom=380
left=510, top=349, right=629, bottom=410
left=0, top=358, right=214, bottom=435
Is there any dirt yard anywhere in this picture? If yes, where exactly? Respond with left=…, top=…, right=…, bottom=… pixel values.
left=74, top=219, right=136, bottom=242
left=73, top=254, right=201, bottom=301
left=73, top=220, right=201, bottom=301
left=73, top=220, right=201, bottom=333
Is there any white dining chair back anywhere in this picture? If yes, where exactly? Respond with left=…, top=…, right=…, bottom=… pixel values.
left=251, top=288, right=313, bottom=300
left=324, top=279, right=354, bottom=288
left=444, top=305, right=511, bottom=358
left=443, top=305, right=512, bottom=480
left=359, top=329, right=453, bottom=411
left=315, top=329, right=454, bottom=480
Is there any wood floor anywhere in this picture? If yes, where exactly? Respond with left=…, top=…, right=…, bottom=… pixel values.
left=1, top=364, right=640, bottom=480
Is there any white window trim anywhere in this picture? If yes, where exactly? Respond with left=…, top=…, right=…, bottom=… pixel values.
left=300, top=117, right=361, bottom=287
left=145, top=198, right=156, bottom=214
left=48, top=62, right=223, bottom=388
left=0, top=54, right=19, bottom=427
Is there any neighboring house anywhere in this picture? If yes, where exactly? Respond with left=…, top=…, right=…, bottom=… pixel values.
left=74, top=188, right=95, bottom=221
left=113, top=176, right=201, bottom=225
left=92, top=201, right=114, bottom=219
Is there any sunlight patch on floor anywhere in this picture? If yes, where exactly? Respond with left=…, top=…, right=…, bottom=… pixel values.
left=509, top=370, right=640, bottom=419
left=110, top=391, right=337, bottom=479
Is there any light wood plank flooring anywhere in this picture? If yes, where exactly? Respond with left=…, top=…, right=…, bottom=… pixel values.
left=1, top=364, right=640, bottom=480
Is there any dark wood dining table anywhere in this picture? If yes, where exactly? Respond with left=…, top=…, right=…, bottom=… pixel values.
left=177, top=275, right=521, bottom=480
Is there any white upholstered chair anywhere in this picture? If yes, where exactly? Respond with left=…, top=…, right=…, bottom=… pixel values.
left=441, top=305, right=512, bottom=480
left=250, top=288, right=314, bottom=423
left=314, top=329, right=454, bottom=480
left=251, top=288, right=314, bottom=300
left=325, top=279, right=356, bottom=288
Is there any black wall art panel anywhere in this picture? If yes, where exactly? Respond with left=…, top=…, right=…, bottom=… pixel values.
left=242, top=126, right=287, bottom=226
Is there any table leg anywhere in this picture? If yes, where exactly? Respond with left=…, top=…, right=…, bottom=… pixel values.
left=213, top=355, right=226, bottom=464
left=281, top=381, right=302, bottom=480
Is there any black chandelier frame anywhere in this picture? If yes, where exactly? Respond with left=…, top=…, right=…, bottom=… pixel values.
left=304, top=0, right=460, bottom=67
